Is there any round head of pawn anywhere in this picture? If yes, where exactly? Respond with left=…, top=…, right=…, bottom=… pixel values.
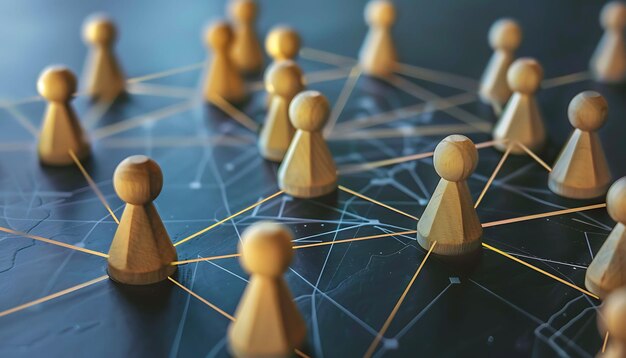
left=488, top=18, right=522, bottom=51
left=265, top=61, right=304, bottom=98
left=601, top=2, right=626, bottom=30
left=229, top=0, right=257, bottom=23
left=37, top=66, right=77, bottom=103
left=607, top=177, right=626, bottom=224
left=289, top=90, right=330, bottom=132
left=602, top=287, right=626, bottom=341
left=83, top=14, right=117, bottom=46
left=433, top=135, right=479, bottom=182
left=239, top=221, right=294, bottom=276
left=507, top=58, right=543, bottom=94
left=265, top=26, right=301, bottom=61
left=568, top=91, right=608, bottom=132
left=204, top=21, right=233, bottom=51
left=113, top=155, right=163, bottom=205
left=365, top=0, right=395, bottom=27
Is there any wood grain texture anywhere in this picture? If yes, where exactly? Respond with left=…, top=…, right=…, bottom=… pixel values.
left=599, top=287, right=626, bottom=357
left=358, top=0, right=397, bottom=78
left=229, top=0, right=263, bottom=75
left=203, top=21, right=247, bottom=103
left=591, top=2, right=626, bottom=83
left=37, top=66, right=91, bottom=166
left=228, top=222, right=306, bottom=358
left=82, top=14, right=125, bottom=100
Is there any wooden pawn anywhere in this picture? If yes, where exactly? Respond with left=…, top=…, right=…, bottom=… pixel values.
left=358, top=0, right=397, bottom=78
left=203, top=21, right=246, bottom=104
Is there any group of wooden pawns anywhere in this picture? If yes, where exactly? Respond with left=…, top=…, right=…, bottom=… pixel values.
left=21, top=0, right=626, bottom=356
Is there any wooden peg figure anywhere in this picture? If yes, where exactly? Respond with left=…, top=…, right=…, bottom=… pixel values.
left=598, top=287, right=626, bottom=357
left=358, top=0, right=397, bottom=78
left=278, top=91, right=337, bottom=198
left=37, top=66, right=91, bottom=166
left=585, top=177, right=626, bottom=298
left=264, top=26, right=302, bottom=108
left=591, top=2, right=626, bottom=83
left=229, top=0, right=263, bottom=74
left=259, top=61, right=305, bottom=162
left=203, top=21, right=246, bottom=104
left=228, top=221, right=306, bottom=358
left=107, top=155, right=177, bottom=285
left=493, top=58, right=545, bottom=154
left=82, top=14, right=125, bottom=100
left=417, top=135, right=483, bottom=256
left=479, top=18, right=522, bottom=107
left=549, top=91, right=612, bottom=199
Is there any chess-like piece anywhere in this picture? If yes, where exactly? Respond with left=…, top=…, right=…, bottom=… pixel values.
left=493, top=58, right=545, bottom=154
left=228, top=221, right=306, bottom=358
left=107, top=155, right=177, bottom=285
left=549, top=91, right=612, bottom=199
left=479, top=18, right=522, bottom=107
left=417, top=135, right=483, bottom=256
left=358, top=0, right=397, bottom=78
left=229, top=0, right=263, bottom=74
left=278, top=91, right=337, bottom=198
left=82, top=14, right=125, bottom=100
left=591, top=2, right=626, bottom=83
left=264, top=26, right=302, bottom=108
left=585, top=177, right=626, bottom=298
left=37, top=66, right=91, bottom=166
left=598, top=287, right=626, bottom=357
left=259, top=61, right=305, bottom=162
left=203, top=21, right=246, bottom=104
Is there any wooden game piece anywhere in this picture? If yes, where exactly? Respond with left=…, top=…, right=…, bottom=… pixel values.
left=493, top=58, right=545, bottom=154
left=278, top=90, right=337, bottom=198
left=82, top=14, right=125, bottom=100
left=228, top=221, right=306, bottom=358
left=358, top=0, right=397, bottom=78
left=229, top=0, right=263, bottom=74
left=585, top=177, right=626, bottom=298
left=266, top=26, right=301, bottom=63
left=107, top=155, right=177, bottom=285
left=479, top=18, right=522, bottom=107
left=549, top=91, right=612, bottom=199
left=203, top=21, right=246, bottom=104
left=37, top=66, right=91, bottom=166
left=417, top=135, right=483, bottom=256
left=259, top=61, right=305, bottom=162
left=591, top=1, right=626, bottom=83
left=598, top=287, right=626, bottom=357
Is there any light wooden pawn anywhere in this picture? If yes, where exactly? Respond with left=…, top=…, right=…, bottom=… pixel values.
left=203, top=21, right=246, bottom=104
left=264, top=26, right=302, bottom=108
left=228, top=221, right=306, bottom=358
left=229, top=0, right=263, bottom=74
left=358, top=0, right=397, bottom=78
left=585, top=177, right=626, bottom=298
left=598, top=287, right=626, bottom=357
left=82, top=14, right=125, bottom=100
left=107, top=155, right=177, bottom=285
left=417, top=135, right=483, bottom=256
left=591, top=2, right=626, bottom=83
left=259, top=61, right=305, bottom=162
left=493, top=58, right=545, bottom=154
left=37, top=66, right=91, bottom=166
left=549, top=91, right=612, bottom=199
left=278, top=91, right=337, bottom=198
left=479, top=18, right=522, bottom=107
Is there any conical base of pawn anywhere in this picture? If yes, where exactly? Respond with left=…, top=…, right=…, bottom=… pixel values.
left=493, top=93, right=545, bottom=154
left=479, top=51, right=514, bottom=106
left=228, top=276, right=306, bottom=358
left=585, top=223, right=626, bottom=298
left=417, top=179, right=483, bottom=255
left=107, top=203, right=177, bottom=285
left=84, top=48, right=125, bottom=101
left=548, top=130, right=612, bottom=199
left=591, top=32, right=626, bottom=83
left=358, top=29, right=396, bottom=78
left=38, top=103, right=91, bottom=166
left=258, top=97, right=295, bottom=162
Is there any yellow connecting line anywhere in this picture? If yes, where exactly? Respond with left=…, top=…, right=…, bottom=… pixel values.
left=0, top=226, right=108, bottom=258
left=475, top=143, right=514, bottom=208
left=339, top=185, right=419, bottom=221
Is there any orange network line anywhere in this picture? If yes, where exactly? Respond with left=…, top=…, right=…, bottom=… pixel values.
left=0, top=275, right=109, bottom=318
left=364, top=241, right=437, bottom=358
left=515, top=141, right=552, bottom=172
left=209, top=95, right=259, bottom=132
left=2, top=102, right=39, bottom=137
left=602, top=331, right=609, bottom=353
left=324, top=66, right=362, bottom=136
left=475, top=143, right=514, bottom=208
left=173, top=190, right=285, bottom=247
left=0, top=226, right=108, bottom=258
left=171, top=230, right=419, bottom=266
left=482, top=243, right=599, bottom=299
left=339, top=185, right=419, bottom=221
left=69, top=150, right=120, bottom=225
left=126, top=61, right=205, bottom=84
left=482, top=203, right=606, bottom=228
